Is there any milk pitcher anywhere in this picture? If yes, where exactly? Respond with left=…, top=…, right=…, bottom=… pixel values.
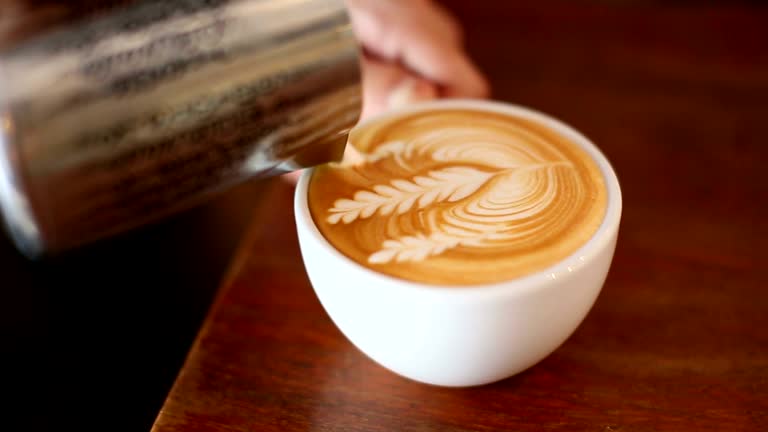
left=0, top=0, right=362, bottom=258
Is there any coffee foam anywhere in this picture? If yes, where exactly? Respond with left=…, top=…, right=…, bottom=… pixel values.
left=308, top=108, right=607, bottom=285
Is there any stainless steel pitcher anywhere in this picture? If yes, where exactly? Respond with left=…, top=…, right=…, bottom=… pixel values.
left=0, top=0, right=362, bottom=258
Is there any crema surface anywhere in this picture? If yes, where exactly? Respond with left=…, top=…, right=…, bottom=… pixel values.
left=308, top=108, right=607, bottom=285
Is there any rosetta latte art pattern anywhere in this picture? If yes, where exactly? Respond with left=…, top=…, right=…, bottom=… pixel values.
left=327, top=140, right=576, bottom=264
left=308, top=108, right=607, bottom=285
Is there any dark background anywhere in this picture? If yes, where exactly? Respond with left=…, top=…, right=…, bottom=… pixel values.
left=1, top=179, right=268, bottom=430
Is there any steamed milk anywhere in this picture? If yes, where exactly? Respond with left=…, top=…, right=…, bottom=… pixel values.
left=307, top=108, right=607, bottom=285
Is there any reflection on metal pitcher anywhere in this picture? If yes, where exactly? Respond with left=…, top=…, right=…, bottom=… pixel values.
left=0, top=0, right=363, bottom=258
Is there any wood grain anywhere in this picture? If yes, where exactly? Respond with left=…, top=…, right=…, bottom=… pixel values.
left=143, top=0, right=767, bottom=430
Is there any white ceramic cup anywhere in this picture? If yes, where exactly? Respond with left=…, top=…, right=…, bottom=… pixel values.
left=294, top=99, right=622, bottom=387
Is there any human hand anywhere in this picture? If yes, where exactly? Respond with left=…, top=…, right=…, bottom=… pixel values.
left=281, top=0, right=489, bottom=184
left=349, top=0, right=489, bottom=116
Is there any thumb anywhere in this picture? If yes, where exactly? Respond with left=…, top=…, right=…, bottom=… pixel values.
left=360, top=54, right=438, bottom=120
left=281, top=55, right=439, bottom=185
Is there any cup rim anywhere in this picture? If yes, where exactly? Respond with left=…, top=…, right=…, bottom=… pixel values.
left=295, top=99, right=622, bottom=300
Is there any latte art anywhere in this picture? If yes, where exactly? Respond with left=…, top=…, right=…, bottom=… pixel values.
left=308, top=108, right=607, bottom=285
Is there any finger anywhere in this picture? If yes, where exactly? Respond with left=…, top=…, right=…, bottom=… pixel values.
left=420, top=0, right=465, bottom=47
left=346, top=0, right=464, bottom=55
left=280, top=170, right=302, bottom=184
left=360, top=54, right=438, bottom=120
left=347, top=0, right=489, bottom=99
left=403, top=43, right=490, bottom=99
left=280, top=57, right=437, bottom=185
left=387, top=76, right=438, bottom=110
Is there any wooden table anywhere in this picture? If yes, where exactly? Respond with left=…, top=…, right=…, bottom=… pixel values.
left=149, top=1, right=768, bottom=431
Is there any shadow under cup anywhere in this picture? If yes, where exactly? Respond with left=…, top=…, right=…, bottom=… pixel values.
left=294, top=99, right=622, bottom=387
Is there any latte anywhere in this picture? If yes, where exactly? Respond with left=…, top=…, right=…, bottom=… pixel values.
left=307, top=106, right=607, bottom=285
